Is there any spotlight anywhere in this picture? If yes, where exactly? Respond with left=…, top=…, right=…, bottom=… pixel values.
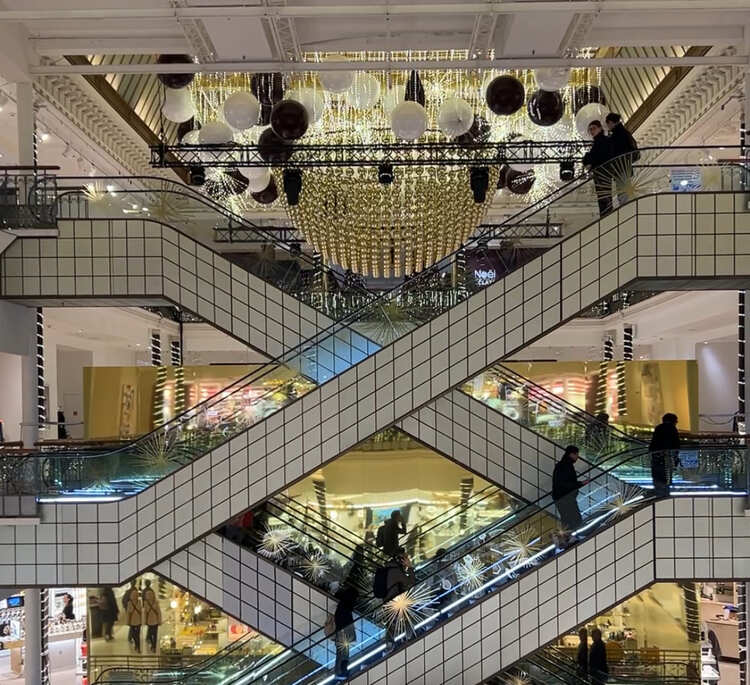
left=188, top=166, right=205, bottom=186
left=290, top=241, right=301, bottom=256
left=283, top=169, right=303, bottom=206
left=378, top=163, right=394, bottom=184
left=559, top=160, right=575, bottom=181
left=470, top=166, right=490, bottom=204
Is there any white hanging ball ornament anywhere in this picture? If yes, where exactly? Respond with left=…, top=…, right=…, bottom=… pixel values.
left=319, top=69, right=355, bottom=94
left=161, top=87, right=195, bottom=123
left=346, top=73, right=381, bottom=109
left=246, top=167, right=272, bottom=193
left=198, top=120, right=234, bottom=145
left=180, top=129, right=200, bottom=145
left=286, top=87, right=326, bottom=124
left=437, top=97, right=474, bottom=137
left=575, top=102, right=608, bottom=139
left=222, top=91, right=260, bottom=131
left=535, top=67, right=570, bottom=92
left=382, top=85, right=405, bottom=114
left=391, top=101, right=428, bottom=141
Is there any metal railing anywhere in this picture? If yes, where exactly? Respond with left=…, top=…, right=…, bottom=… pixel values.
left=0, top=166, right=58, bottom=230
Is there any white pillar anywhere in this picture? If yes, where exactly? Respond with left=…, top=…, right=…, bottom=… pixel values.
left=15, top=82, right=34, bottom=167
left=24, top=588, right=41, bottom=685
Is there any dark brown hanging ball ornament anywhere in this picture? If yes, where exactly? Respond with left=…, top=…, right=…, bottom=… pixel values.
left=224, top=169, right=249, bottom=196
left=251, top=176, right=279, bottom=204
left=497, top=164, right=511, bottom=189
left=454, top=114, right=491, bottom=145
left=257, top=128, right=294, bottom=164
left=270, top=100, right=309, bottom=141
left=486, top=75, right=525, bottom=116
left=527, top=89, right=564, bottom=126
left=157, top=54, right=195, bottom=89
left=506, top=169, right=536, bottom=195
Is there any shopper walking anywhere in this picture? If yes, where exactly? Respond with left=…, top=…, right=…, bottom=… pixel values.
left=577, top=627, right=589, bottom=676
left=589, top=628, right=609, bottom=684
left=649, top=413, right=681, bottom=497
left=552, top=446, right=586, bottom=536
left=142, top=579, right=162, bottom=653
left=332, top=586, right=358, bottom=680
left=99, top=587, right=119, bottom=641
left=124, top=583, right=143, bottom=653
left=605, top=113, right=639, bottom=207
left=582, top=120, right=614, bottom=216
left=61, top=593, right=75, bottom=621
left=376, top=510, right=406, bottom=558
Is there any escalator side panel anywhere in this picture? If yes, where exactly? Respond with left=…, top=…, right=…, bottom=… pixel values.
left=346, top=496, right=750, bottom=685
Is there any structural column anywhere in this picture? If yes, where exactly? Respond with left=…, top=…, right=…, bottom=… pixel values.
left=24, top=588, right=42, bottom=685
left=15, top=81, right=35, bottom=167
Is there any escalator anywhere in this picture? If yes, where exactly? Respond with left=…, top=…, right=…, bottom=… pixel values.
left=1, top=149, right=747, bottom=587
left=95, top=442, right=745, bottom=684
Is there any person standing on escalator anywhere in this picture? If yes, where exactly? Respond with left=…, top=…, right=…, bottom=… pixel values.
left=605, top=112, right=639, bottom=208
left=589, top=628, right=610, bottom=684
left=649, top=413, right=681, bottom=497
left=552, top=446, right=586, bottom=537
left=333, top=585, right=358, bottom=680
left=376, top=510, right=406, bottom=558
left=583, top=120, right=614, bottom=217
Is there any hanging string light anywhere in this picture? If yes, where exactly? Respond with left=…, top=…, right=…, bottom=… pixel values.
left=617, top=324, right=633, bottom=417
left=739, top=291, right=746, bottom=426
left=596, top=334, right=614, bottom=415
left=36, top=308, right=46, bottom=429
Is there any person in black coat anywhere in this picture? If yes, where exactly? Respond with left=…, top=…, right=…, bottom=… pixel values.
left=582, top=120, right=614, bottom=216
left=606, top=112, right=639, bottom=207
left=99, top=587, right=119, bottom=641
left=649, top=413, right=680, bottom=497
left=577, top=627, right=589, bottom=676
left=333, top=585, right=358, bottom=680
left=552, top=446, right=586, bottom=535
left=377, top=510, right=406, bottom=558
left=589, top=628, right=609, bottom=683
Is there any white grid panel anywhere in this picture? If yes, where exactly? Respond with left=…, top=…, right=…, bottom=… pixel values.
left=1, top=193, right=750, bottom=585
left=154, top=533, right=333, bottom=646
left=345, top=497, right=750, bottom=685
left=0, top=218, right=333, bottom=358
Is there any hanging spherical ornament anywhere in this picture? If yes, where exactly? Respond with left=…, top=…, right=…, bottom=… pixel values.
left=245, top=167, right=272, bottom=193
left=382, top=85, right=405, bottom=114
left=391, top=101, right=428, bottom=141
left=575, top=102, right=608, bottom=139
left=177, top=118, right=197, bottom=142
left=535, top=67, right=570, bottom=92
left=198, top=120, right=234, bottom=145
left=527, top=89, right=564, bottom=127
left=438, top=97, right=474, bottom=137
left=157, top=55, right=195, bottom=89
left=257, top=127, right=294, bottom=163
left=486, top=75, right=525, bottom=116
left=251, top=73, right=284, bottom=106
left=270, top=100, right=309, bottom=140
left=506, top=169, right=536, bottom=195
left=286, top=87, right=326, bottom=124
left=319, top=69, right=355, bottom=93
left=497, top=164, right=511, bottom=189
left=161, top=87, right=195, bottom=123
left=180, top=129, right=200, bottom=145
left=251, top=176, right=279, bottom=204
left=573, top=85, right=606, bottom=114
left=455, top=114, right=491, bottom=145
left=224, top=169, right=250, bottom=196
left=346, top=73, right=381, bottom=109
left=222, top=92, right=260, bottom=131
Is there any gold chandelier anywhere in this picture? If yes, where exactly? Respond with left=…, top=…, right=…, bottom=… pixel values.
left=188, top=56, right=597, bottom=277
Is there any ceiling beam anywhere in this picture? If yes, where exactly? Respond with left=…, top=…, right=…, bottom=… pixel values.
left=626, top=46, right=712, bottom=133
left=588, top=25, right=745, bottom=47
left=29, top=54, right=749, bottom=76
left=5, top=1, right=750, bottom=21
left=30, top=36, right=190, bottom=56
left=64, top=56, right=189, bottom=183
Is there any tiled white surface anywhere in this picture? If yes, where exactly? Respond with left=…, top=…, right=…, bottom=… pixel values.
left=1, top=193, right=749, bottom=584
left=154, top=533, right=333, bottom=646
left=0, top=218, right=333, bottom=358
left=344, top=497, right=750, bottom=685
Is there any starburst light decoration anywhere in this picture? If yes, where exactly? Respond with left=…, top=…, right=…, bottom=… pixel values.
left=258, top=526, right=295, bottom=560
left=599, top=484, right=643, bottom=517
left=297, top=550, right=330, bottom=582
left=500, top=526, right=541, bottom=566
left=503, top=672, right=532, bottom=685
left=380, top=584, right=436, bottom=635
left=187, top=54, right=602, bottom=277
left=455, top=555, right=486, bottom=593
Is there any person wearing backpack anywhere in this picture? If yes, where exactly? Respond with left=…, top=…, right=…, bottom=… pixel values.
left=376, top=511, right=406, bottom=558
left=332, top=585, right=358, bottom=680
